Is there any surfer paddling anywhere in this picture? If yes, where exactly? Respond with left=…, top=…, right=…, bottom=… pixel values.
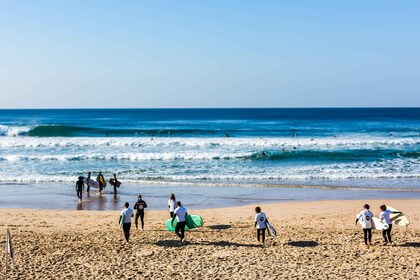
left=119, top=202, right=134, bottom=242
left=168, top=194, right=177, bottom=218
left=254, top=207, right=268, bottom=246
left=134, top=195, right=148, bottom=231
left=76, top=176, right=84, bottom=202
left=171, top=201, right=188, bottom=245
left=379, top=205, right=402, bottom=245
left=355, top=204, right=374, bottom=246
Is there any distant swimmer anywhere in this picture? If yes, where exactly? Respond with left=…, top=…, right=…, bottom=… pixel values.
left=254, top=206, right=268, bottom=246
left=282, top=148, right=286, bottom=153
left=171, top=201, right=188, bottom=245
left=76, top=176, right=84, bottom=202
left=134, top=195, right=148, bottom=231
left=119, top=202, right=134, bottom=242
left=86, top=171, right=92, bottom=192
left=224, top=133, right=230, bottom=137
left=168, top=194, right=177, bottom=218
left=261, top=151, right=267, bottom=157
left=97, top=171, right=105, bottom=193
left=168, top=131, right=172, bottom=137
left=291, top=133, right=296, bottom=138
left=355, top=204, right=374, bottom=246
left=105, top=132, right=108, bottom=137
left=389, top=132, right=393, bottom=136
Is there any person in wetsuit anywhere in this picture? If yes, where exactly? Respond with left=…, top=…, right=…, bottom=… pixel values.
left=86, top=171, right=92, bottom=192
left=133, top=195, right=148, bottom=230
left=76, top=176, right=84, bottom=202
left=97, top=171, right=105, bottom=193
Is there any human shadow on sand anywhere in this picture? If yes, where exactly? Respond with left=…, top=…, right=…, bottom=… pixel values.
left=288, top=241, right=319, bottom=247
left=154, top=240, right=261, bottom=248
left=207, top=225, right=232, bottom=230
left=400, top=242, right=420, bottom=247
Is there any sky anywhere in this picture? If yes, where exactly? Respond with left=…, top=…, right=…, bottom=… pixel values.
left=0, top=0, right=419, bottom=108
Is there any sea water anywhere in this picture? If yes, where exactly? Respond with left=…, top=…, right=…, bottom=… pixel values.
left=0, top=108, right=419, bottom=209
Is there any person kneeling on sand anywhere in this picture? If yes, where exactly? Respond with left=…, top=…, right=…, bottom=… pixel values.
left=171, top=201, right=188, bottom=245
left=254, top=206, right=268, bottom=246
left=379, top=205, right=401, bottom=245
left=119, top=202, right=134, bottom=242
left=355, top=204, right=374, bottom=246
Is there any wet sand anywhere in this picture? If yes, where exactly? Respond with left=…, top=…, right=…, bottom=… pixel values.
left=1, top=199, right=419, bottom=279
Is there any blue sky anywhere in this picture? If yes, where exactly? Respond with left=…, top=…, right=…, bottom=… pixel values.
left=0, top=1, right=419, bottom=108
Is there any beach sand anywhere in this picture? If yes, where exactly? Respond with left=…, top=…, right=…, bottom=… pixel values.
left=1, top=199, right=419, bottom=279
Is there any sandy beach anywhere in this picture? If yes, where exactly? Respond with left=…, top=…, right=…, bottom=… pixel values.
left=1, top=199, right=419, bottom=279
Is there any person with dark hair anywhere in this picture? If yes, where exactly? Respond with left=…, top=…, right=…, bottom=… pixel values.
left=134, top=195, right=148, bottom=230
left=355, top=204, right=374, bottom=246
left=75, top=176, right=84, bottom=202
left=379, top=205, right=402, bottom=245
left=119, top=202, right=134, bottom=242
left=254, top=206, right=267, bottom=246
left=171, top=201, right=188, bottom=244
left=97, top=171, right=105, bottom=193
left=86, top=171, right=92, bottom=192
left=168, top=194, right=177, bottom=218
left=111, top=173, right=119, bottom=194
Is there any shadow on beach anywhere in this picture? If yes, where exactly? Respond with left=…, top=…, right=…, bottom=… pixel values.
left=207, top=224, right=232, bottom=230
left=154, top=240, right=261, bottom=248
left=400, top=242, right=420, bottom=247
left=288, top=241, right=319, bottom=247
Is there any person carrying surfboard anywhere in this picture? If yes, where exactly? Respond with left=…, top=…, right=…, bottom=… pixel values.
left=355, top=204, right=374, bottom=246
left=379, top=205, right=402, bottom=245
left=86, top=171, right=92, bottom=192
left=119, top=202, right=134, bottom=242
left=171, top=201, right=188, bottom=245
left=168, top=194, right=177, bottom=218
left=134, top=195, right=148, bottom=231
left=96, top=171, right=106, bottom=193
left=254, top=207, right=268, bottom=246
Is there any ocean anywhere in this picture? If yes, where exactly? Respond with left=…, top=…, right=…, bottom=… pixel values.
left=0, top=108, right=419, bottom=209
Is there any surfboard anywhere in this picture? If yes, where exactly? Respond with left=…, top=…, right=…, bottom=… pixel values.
left=386, top=205, right=410, bottom=227
left=266, top=221, right=277, bottom=237
left=356, top=214, right=389, bottom=230
left=83, top=177, right=99, bottom=189
left=109, top=179, right=121, bottom=188
left=165, top=215, right=204, bottom=232
left=99, top=176, right=107, bottom=187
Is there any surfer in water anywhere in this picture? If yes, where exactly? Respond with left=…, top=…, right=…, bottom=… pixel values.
left=97, top=171, right=105, bottom=193
left=171, top=201, right=188, bottom=245
left=86, top=171, right=92, bottom=192
left=134, top=195, right=148, bottom=231
left=254, top=207, right=267, bottom=246
left=355, top=204, right=374, bottom=246
left=379, top=205, right=402, bottom=245
left=119, top=202, right=134, bottom=242
left=110, top=173, right=119, bottom=194
left=168, top=194, right=177, bottom=218
left=76, top=176, right=84, bottom=202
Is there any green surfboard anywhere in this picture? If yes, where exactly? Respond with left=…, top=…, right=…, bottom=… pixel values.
left=165, top=215, right=204, bottom=231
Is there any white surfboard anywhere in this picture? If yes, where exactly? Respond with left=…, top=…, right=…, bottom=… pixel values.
left=83, top=177, right=99, bottom=189
left=356, top=214, right=389, bottom=230
left=386, top=205, right=410, bottom=227
left=266, top=221, right=277, bottom=237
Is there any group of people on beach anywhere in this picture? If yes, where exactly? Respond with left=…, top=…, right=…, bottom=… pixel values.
left=118, top=192, right=271, bottom=246
left=355, top=204, right=402, bottom=246
left=75, top=171, right=120, bottom=201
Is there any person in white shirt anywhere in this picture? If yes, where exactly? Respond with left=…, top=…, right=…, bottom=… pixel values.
left=355, top=204, right=374, bottom=245
left=171, top=201, right=188, bottom=244
left=119, top=202, right=134, bottom=242
left=168, top=193, right=177, bottom=218
left=379, top=204, right=401, bottom=245
left=254, top=207, right=268, bottom=245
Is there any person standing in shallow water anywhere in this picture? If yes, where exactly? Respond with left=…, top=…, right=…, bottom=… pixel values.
left=168, top=194, right=177, bottom=218
left=75, top=176, right=84, bottom=202
left=355, top=204, right=374, bottom=246
left=119, top=202, right=134, bottom=242
left=86, top=171, right=92, bottom=192
left=171, top=201, right=188, bottom=245
left=97, top=171, right=105, bottom=193
left=134, top=195, right=148, bottom=231
left=254, top=206, right=267, bottom=246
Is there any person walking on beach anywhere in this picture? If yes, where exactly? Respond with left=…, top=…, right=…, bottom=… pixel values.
left=97, top=171, right=105, bottom=193
left=119, top=202, right=134, bottom=242
left=76, top=176, right=84, bottom=202
left=171, top=201, right=188, bottom=244
left=86, top=171, right=92, bottom=192
left=254, top=207, right=267, bottom=246
left=355, top=204, right=374, bottom=246
left=168, top=194, right=177, bottom=218
left=134, top=195, right=148, bottom=231
left=111, top=173, right=119, bottom=194
left=379, top=205, right=402, bottom=245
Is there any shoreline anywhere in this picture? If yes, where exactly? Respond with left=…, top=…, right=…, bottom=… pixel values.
left=1, top=199, right=419, bottom=279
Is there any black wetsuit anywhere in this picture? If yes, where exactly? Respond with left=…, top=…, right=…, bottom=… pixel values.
left=134, top=199, right=147, bottom=230
left=86, top=174, right=91, bottom=192
left=76, top=180, right=84, bottom=200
